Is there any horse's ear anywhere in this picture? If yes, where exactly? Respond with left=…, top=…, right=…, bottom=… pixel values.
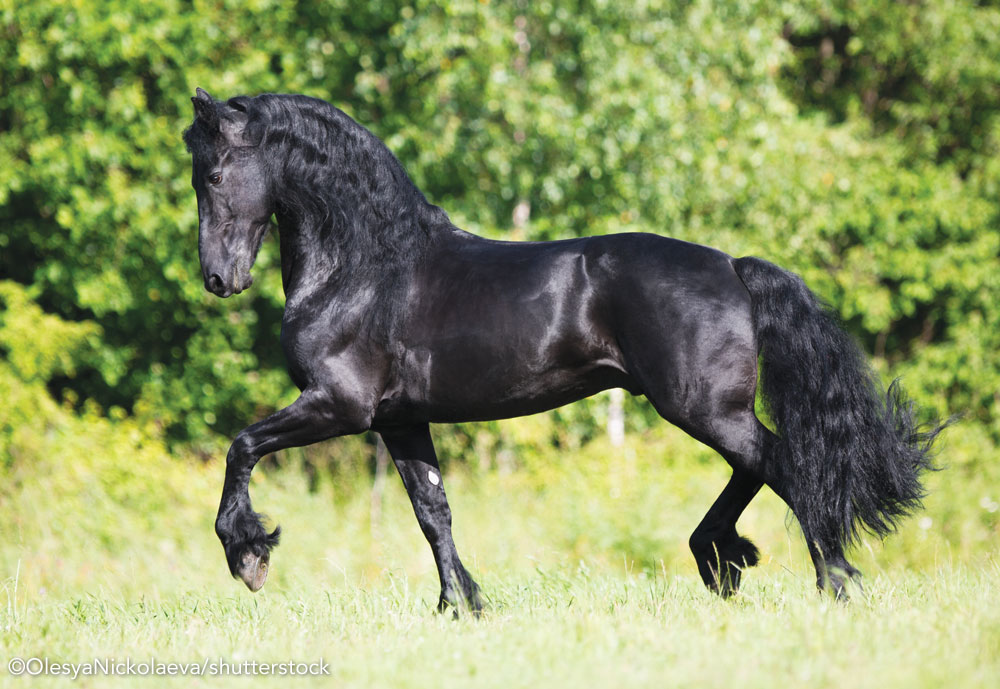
left=226, top=96, right=251, bottom=113
left=191, top=87, right=219, bottom=132
left=223, top=96, right=264, bottom=147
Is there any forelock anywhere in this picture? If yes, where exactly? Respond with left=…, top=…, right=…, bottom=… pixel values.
left=183, top=118, right=220, bottom=163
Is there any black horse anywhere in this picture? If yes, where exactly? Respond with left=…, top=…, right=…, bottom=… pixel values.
left=184, top=89, right=943, bottom=607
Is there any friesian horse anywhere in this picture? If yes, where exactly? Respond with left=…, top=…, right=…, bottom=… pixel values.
left=184, top=89, right=943, bottom=608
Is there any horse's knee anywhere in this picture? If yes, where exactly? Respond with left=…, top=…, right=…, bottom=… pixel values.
left=227, top=431, right=256, bottom=462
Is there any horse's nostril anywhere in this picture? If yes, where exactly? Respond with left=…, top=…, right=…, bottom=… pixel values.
left=207, top=273, right=224, bottom=293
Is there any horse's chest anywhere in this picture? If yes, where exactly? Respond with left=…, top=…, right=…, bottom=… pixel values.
left=278, top=314, right=363, bottom=390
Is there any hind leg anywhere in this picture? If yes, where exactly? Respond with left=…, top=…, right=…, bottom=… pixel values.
left=806, top=540, right=861, bottom=599
left=689, top=468, right=763, bottom=597
left=685, top=417, right=862, bottom=598
left=619, top=275, right=860, bottom=597
left=623, top=309, right=770, bottom=596
left=679, top=408, right=774, bottom=597
left=631, top=347, right=857, bottom=595
left=767, top=466, right=861, bottom=597
left=698, top=417, right=862, bottom=598
left=764, top=473, right=862, bottom=598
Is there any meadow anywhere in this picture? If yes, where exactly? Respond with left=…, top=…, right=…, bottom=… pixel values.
left=3, top=405, right=998, bottom=688
left=3, top=1, right=1000, bottom=686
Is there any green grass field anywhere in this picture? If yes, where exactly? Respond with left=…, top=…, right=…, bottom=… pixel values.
left=4, top=567, right=999, bottom=688
left=3, top=416, right=999, bottom=688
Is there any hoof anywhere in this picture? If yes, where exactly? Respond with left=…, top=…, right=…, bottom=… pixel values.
left=437, top=568, right=483, bottom=617
left=237, top=550, right=270, bottom=592
left=692, top=533, right=760, bottom=598
left=438, top=587, right=483, bottom=617
left=217, top=515, right=280, bottom=591
left=823, top=565, right=863, bottom=601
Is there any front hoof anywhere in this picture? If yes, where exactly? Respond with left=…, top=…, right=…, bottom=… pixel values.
left=217, top=517, right=280, bottom=591
left=438, top=589, right=483, bottom=617
left=238, top=550, right=270, bottom=592
left=437, top=569, right=483, bottom=617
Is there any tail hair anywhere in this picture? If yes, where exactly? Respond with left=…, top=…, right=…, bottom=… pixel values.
left=733, top=256, right=948, bottom=552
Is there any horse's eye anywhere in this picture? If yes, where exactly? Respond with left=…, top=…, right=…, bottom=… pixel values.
left=208, top=173, right=222, bottom=185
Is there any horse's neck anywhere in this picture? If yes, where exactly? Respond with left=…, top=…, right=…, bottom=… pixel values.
left=276, top=216, right=339, bottom=305
left=274, top=196, right=474, bottom=311
left=274, top=213, right=421, bottom=309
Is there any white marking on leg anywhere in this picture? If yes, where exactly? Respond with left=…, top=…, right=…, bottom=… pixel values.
left=427, top=470, right=440, bottom=486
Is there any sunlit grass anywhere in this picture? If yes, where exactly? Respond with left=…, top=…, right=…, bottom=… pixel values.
left=2, top=419, right=998, bottom=688
left=3, top=564, right=999, bottom=689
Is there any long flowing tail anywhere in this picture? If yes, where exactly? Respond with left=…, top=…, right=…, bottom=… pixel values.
left=733, top=256, right=946, bottom=554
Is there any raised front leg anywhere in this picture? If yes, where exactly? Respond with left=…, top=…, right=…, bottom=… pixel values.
left=217, top=389, right=369, bottom=591
left=380, top=425, right=482, bottom=614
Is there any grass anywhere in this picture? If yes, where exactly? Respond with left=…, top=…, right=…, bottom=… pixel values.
left=3, top=566, right=999, bottom=688
left=2, top=416, right=999, bottom=687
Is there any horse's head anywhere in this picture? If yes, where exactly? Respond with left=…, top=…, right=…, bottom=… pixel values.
left=184, top=88, right=271, bottom=297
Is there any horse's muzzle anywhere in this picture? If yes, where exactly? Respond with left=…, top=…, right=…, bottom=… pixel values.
left=205, top=273, right=229, bottom=296
left=204, top=272, right=252, bottom=298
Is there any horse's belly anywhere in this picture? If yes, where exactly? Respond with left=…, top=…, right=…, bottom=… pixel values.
left=374, top=352, right=635, bottom=426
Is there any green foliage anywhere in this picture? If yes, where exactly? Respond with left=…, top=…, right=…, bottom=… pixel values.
left=781, top=0, right=1000, bottom=172
left=0, top=281, right=99, bottom=381
left=2, top=7, right=998, bottom=679
left=0, top=0, right=997, bottom=454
